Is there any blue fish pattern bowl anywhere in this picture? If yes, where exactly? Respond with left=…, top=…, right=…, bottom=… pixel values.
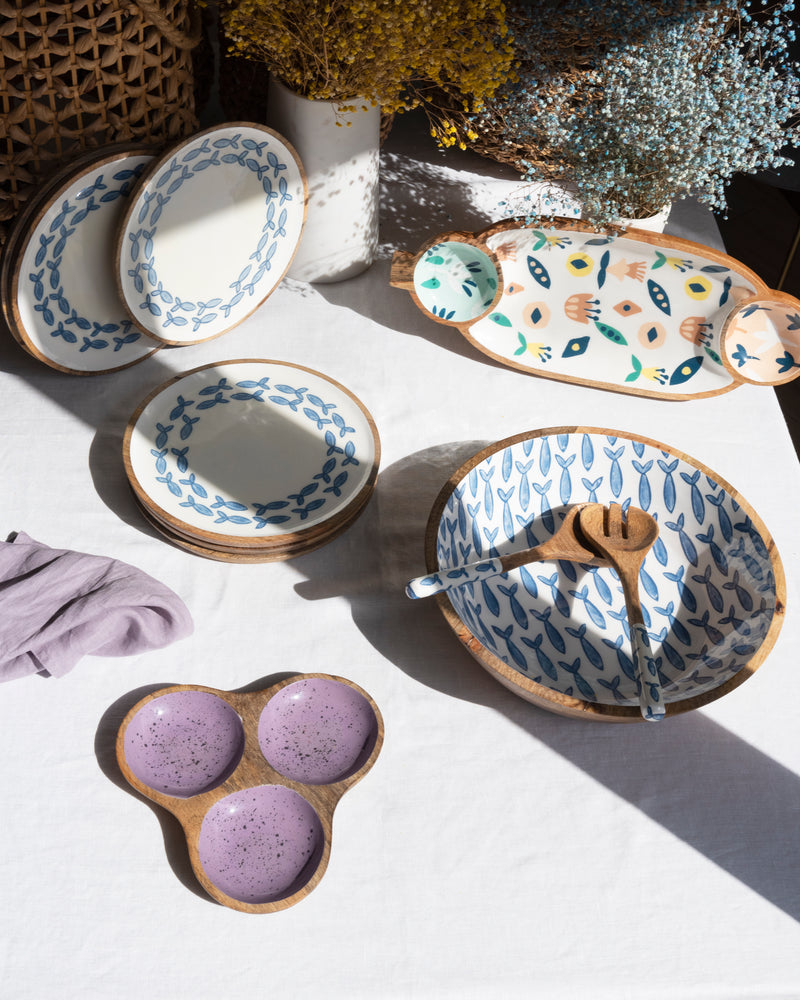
left=424, top=428, right=785, bottom=721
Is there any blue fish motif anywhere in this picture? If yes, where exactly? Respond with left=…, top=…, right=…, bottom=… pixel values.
left=719, top=605, right=750, bottom=636
left=728, top=537, right=763, bottom=580
left=180, top=414, right=200, bottom=439
left=702, top=489, right=732, bottom=542
left=581, top=434, right=594, bottom=470
left=665, top=512, right=698, bottom=565
left=722, top=570, right=754, bottom=611
left=252, top=500, right=289, bottom=517
left=602, top=634, right=637, bottom=682
left=482, top=526, right=500, bottom=558
left=498, top=487, right=516, bottom=541
left=515, top=459, right=533, bottom=510
left=687, top=609, right=724, bottom=645
left=520, top=634, right=558, bottom=680
left=518, top=564, right=538, bottom=599
left=597, top=675, right=627, bottom=703
left=492, top=624, right=528, bottom=671
left=663, top=565, right=698, bottom=613
left=568, top=585, right=606, bottom=629
left=565, top=623, right=605, bottom=670
left=587, top=566, right=613, bottom=605
left=657, top=457, right=678, bottom=511
left=156, top=472, right=181, bottom=496
left=603, top=445, right=624, bottom=498
left=467, top=502, right=482, bottom=556
left=734, top=516, right=768, bottom=558
left=498, top=582, right=528, bottom=629
left=481, top=579, right=500, bottom=616
left=180, top=495, right=212, bottom=517
left=532, top=481, right=554, bottom=533
left=150, top=447, right=168, bottom=474
left=292, top=499, right=325, bottom=520
left=555, top=453, right=574, bottom=504
left=691, top=565, right=724, bottom=612
left=179, top=473, right=207, bottom=498
left=653, top=601, right=691, bottom=646
left=558, top=658, right=595, bottom=699
left=154, top=423, right=173, bottom=449
left=531, top=607, right=566, bottom=652
left=538, top=572, right=570, bottom=618
left=479, top=467, right=495, bottom=519
left=581, top=476, right=603, bottom=503
left=171, top=446, right=189, bottom=473
left=538, top=437, right=551, bottom=476
left=696, top=525, right=727, bottom=574
left=212, top=495, right=249, bottom=511
left=324, top=472, right=349, bottom=497
left=632, top=459, right=652, bottom=510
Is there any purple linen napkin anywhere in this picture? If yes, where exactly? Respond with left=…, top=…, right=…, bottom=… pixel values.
left=0, top=532, right=193, bottom=682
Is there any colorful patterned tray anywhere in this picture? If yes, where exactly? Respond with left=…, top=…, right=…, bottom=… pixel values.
left=390, top=219, right=800, bottom=400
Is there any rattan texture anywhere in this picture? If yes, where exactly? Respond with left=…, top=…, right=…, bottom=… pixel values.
left=0, top=0, right=202, bottom=245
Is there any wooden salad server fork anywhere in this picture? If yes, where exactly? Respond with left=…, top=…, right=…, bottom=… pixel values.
left=578, top=504, right=664, bottom=721
left=405, top=502, right=607, bottom=600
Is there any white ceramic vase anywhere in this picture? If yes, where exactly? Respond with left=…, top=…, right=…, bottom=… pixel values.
left=619, top=204, right=672, bottom=233
left=266, top=77, right=380, bottom=283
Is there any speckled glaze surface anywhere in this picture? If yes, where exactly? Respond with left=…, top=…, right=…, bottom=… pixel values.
left=197, top=785, right=324, bottom=904
left=115, top=674, right=384, bottom=911
left=426, top=428, right=785, bottom=720
left=258, top=677, right=380, bottom=784
left=123, top=690, right=245, bottom=797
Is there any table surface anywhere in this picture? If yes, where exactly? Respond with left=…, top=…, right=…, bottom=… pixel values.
left=1, top=114, right=799, bottom=1000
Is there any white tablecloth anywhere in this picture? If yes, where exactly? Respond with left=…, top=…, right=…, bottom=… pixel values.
left=1, top=115, right=799, bottom=1000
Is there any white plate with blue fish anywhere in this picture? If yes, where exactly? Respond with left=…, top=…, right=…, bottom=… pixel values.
left=123, top=359, right=380, bottom=551
left=6, top=145, right=162, bottom=374
left=116, top=123, right=307, bottom=346
left=423, top=427, right=785, bottom=721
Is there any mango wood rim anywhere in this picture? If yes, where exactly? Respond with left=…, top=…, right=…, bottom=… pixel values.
left=4, top=144, right=164, bottom=375
left=113, top=122, right=309, bottom=347
left=115, top=674, right=385, bottom=912
left=390, top=216, right=799, bottom=402
left=134, top=480, right=375, bottom=562
left=122, top=358, right=381, bottom=550
left=423, top=425, right=787, bottom=723
left=718, top=289, right=800, bottom=386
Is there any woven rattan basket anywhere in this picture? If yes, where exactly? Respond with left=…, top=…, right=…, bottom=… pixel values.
left=0, top=0, right=202, bottom=245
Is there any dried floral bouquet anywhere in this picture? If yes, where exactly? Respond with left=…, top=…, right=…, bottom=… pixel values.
left=218, top=0, right=514, bottom=123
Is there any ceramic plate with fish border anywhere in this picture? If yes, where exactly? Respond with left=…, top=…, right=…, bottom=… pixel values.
left=116, top=123, right=307, bottom=345
left=424, top=427, right=785, bottom=721
left=6, top=145, right=161, bottom=374
left=124, top=359, right=380, bottom=547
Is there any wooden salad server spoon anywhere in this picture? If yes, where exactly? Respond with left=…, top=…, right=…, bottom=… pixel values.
left=405, top=502, right=607, bottom=600
left=578, top=504, right=664, bottom=721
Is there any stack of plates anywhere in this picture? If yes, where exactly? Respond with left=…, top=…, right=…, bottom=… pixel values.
left=2, top=122, right=308, bottom=373
left=123, top=359, right=381, bottom=561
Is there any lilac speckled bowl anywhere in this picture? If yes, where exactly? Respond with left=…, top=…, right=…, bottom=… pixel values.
left=198, top=785, right=324, bottom=904
left=258, top=677, right=379, bottom=785
left=123, top=690, right=245, bottom=798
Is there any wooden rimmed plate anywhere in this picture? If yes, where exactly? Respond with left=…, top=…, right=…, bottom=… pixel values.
left=5, top=145, right=162, bottom=374
left=115, top=123, right=307, bottom=346
left=124, top=359, right=380, bottom=554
